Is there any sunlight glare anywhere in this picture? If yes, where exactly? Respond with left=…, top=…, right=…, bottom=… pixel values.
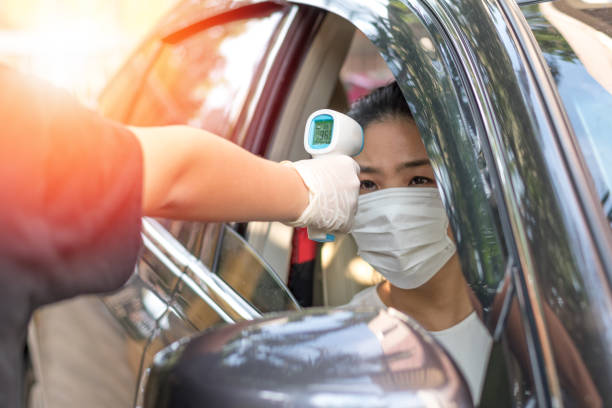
left=26, top=13, right=119, bottom=93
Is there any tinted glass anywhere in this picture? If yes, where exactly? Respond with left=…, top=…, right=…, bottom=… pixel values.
left=215, top=225, right=299, bottom=313
left=522, top=1, right=612, bottom=225
left=122, top=10, right=284, bottom=251
left=98, top=40, right=162, bottom=122
left=127, top=11, right=283, bottom=133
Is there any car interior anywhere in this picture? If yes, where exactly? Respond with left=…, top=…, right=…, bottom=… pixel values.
left=240, top=12, right=532, bottom=406
left=245, top=13, right=393, bottom=308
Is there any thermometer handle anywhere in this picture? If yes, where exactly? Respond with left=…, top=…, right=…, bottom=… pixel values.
left=307, top=227, right=335, bottom=243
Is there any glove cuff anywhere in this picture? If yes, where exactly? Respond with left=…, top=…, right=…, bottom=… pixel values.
left=280, top=161, right=317, bottom=227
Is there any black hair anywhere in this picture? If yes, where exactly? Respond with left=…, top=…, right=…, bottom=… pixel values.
left=346, top=82, right=413, bottom=129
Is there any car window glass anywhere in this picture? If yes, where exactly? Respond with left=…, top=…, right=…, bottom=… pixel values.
left=214, top=225, right=300, bottom=314
left=118, top=10, right=284, bottom=252
left=97, top=40, right=162, bottom=122
left=245, top=221, right=294, bottom=284
left=127, top=11, right=283, bottom=132
left=521, top=1, right=612, bottom=225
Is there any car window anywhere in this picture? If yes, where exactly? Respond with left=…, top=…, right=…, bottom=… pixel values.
left=98, top=40, right=162, bottom=122
left=300, top=26, right=509, bottom=312
left=214, top=225, right=299, bottom=313
left=317, top=32, right=396, bottom=307
left=264, top=10, right=513, bottom=404
left=116, top=8, right=285, bottom=254
left=521, top=1, right=612, bottom=225
left=126, top=10, right=284, bottom=132
left=245, top=221, right=294, bottom=284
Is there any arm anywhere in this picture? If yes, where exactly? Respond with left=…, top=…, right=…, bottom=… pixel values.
left=130, top=125, right=309, bottom=222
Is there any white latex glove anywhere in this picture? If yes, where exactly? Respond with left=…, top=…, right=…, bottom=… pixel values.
left=283, top=155, right=360, bottom=233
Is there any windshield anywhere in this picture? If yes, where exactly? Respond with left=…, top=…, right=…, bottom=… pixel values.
left=522, top=1, right=612, bottom=225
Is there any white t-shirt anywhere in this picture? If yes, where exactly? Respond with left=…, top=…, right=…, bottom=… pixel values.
left=346, top=286, right=492, bottom=405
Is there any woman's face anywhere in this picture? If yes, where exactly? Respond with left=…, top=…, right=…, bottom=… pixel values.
left=355, top=116, right=435, bottom=195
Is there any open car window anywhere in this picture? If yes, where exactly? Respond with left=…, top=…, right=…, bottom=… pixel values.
left=257, top=8, right=529, bottom=405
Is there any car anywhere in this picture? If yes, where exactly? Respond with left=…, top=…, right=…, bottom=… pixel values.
left=29, top=0, right=612, bottom=406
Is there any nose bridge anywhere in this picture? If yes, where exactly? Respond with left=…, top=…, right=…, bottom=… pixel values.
left=379, top=170, right=408, bottom=190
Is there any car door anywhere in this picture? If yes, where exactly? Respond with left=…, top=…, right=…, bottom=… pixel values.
left=256, top=0, right=611, bottom=406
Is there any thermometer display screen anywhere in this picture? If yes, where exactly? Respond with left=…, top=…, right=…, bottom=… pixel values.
left=312, top=119, right=333, bottom=145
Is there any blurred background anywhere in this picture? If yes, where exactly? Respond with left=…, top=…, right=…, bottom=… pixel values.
left=0, top=0, right=179, bottom=106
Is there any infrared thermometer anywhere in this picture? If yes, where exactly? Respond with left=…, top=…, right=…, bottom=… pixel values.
left=304, top=109, right=364, bottom=242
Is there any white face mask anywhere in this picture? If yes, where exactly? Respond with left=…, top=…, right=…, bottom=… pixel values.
left=350, top=187, right=456, bottom=289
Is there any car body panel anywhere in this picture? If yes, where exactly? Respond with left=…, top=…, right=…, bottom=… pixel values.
left=287, top=0, right=612, bottom=406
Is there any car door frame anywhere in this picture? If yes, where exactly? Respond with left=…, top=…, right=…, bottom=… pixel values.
left=286, top=0, right=612, bottom=406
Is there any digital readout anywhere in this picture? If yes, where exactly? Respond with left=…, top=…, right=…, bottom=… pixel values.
left=313, top=119, right=333, bottom=145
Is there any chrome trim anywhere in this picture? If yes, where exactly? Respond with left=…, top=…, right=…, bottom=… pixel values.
left=142, top=218, right=193, bottom=269
left=142, top=218, right=261, bottom=322
left=175, top=272, right=236, bottom=323
left=290, top=0, right=568, bottom=404
left=493, top=264, right=515, bottom=341
left=183, top=256, right=262, bottom=321
left=515, top=0, right=552, bottom=5
left=142, top=236, right=185, bottom=284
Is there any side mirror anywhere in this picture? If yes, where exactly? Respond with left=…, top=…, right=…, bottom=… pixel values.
left=143, top=308, right=472, bottom=407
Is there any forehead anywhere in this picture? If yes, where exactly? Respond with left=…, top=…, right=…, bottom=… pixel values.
left=356, top=117, right=427, bottom=165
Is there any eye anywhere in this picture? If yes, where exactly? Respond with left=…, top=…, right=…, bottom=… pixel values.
left=409, top=176, right=434, bottom=186
left=360, top=179, right=378, bottom=192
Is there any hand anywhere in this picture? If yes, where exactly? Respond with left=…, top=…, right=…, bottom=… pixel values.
left=283, top=155, right=360, bottom=233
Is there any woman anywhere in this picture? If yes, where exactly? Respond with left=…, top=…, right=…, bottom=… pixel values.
left=345, top=82, right=492, bottom=404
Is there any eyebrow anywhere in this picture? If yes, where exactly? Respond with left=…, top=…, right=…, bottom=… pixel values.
left=360, top=158, right=430, bottom=174
left=397, top=159, right=430, bottom=172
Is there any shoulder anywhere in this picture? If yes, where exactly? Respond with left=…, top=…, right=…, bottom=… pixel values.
left=430, top=312, right=492, bottom=403
left=0, top=66, right=143, bottom=304
left=344, top=285, right=386, bottom=309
